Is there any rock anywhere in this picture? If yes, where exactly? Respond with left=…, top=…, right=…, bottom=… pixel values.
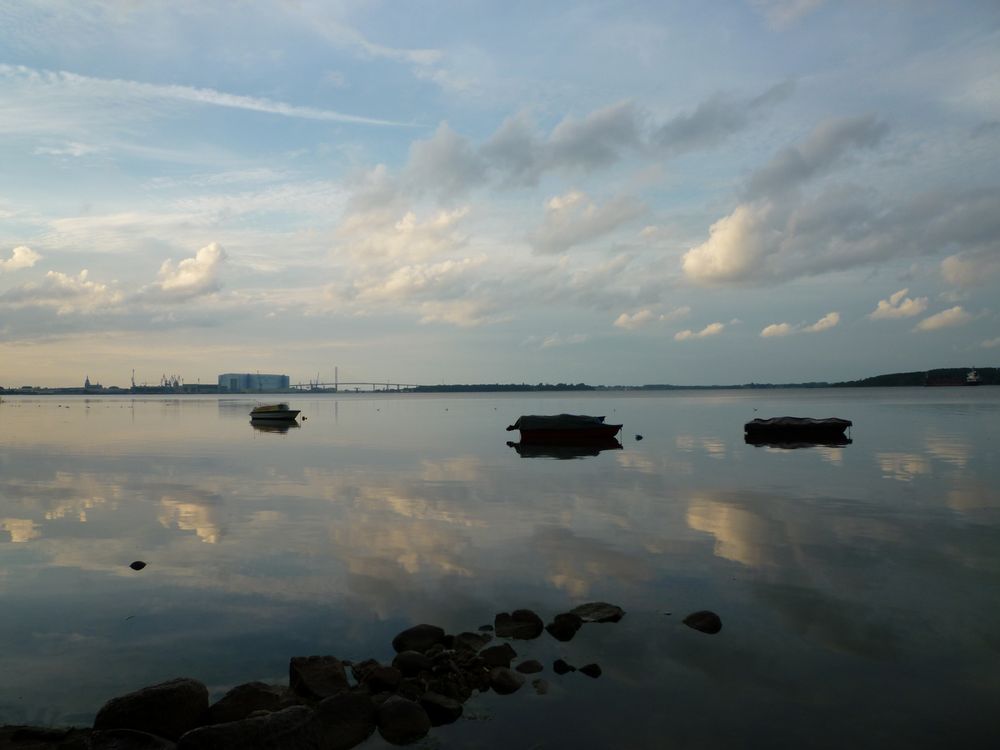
left=129, top=561, right=147, bottom=571
left=177, top=706, right=314, bottom=750
left=391, top=624, right=446, bottom=654
left=419, top=691, right=463, bottom=726
left=206, top=682, right=296, bottom=725
left=579, top=663, right=602, bottom=678
left=479, top=643, right=517, bottom=668
left=396, top=677, right=429, bottom=701
left=489, top=667, right=525, bottom=695
left=553, top=659, right=576, bottom=675
left=93, top=678, right=209, bottom=741
left=89, top=728, right=176, bottom=749
left=568, top=602, right=625, bottom=623
left=289, top=656, right=350, bottom=700
left=364, top=665, right=402, bottom=694
left=683, top=610, right=722, bottom=634
left=350, top=658, right=381, bottom=684
left=391, top=650, right=432, bottom=677
left=452, top=631, right=492, bottom=652
left=494, top=609, right=544, bottom=639
left=515, top=659, right=544, bottom=674
left=2, top=726, right=92, bottom=749
left=427, top=675, right=472, bottom=704
left=545, top=613, right=584, bottom=642
left=376, top=697, right=431, bottom=745
left=532, top=679, right=549, bottom=695
left=478, top=624, right=494, bottom=632
left=312, top=692, right=377, bottom=750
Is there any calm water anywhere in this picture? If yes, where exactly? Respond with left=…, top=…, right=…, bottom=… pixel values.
left=0, top=390, right=998, bottom=747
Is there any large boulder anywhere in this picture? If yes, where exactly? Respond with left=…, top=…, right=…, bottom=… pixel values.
left=390, top=624, right=446, bottom=654
left=89, top=728, right=176, bottom=749
left=489, top=668, right=525, bottom=695
left=376, top=697, right=431, bottom=745
left=494, top=610, right=544, bottom=639
left=312, top=692, right=377, bottom=750
left=479, top=643, right=517, bottom=668
left=568, top=602, right=625, bottom=623
left=290, top=656, right=350, bottom=700
left=177, top=706, right=314, bottom=750
left=391, top=650, right=432, bottom=677
left=418, top=692, right=463, bottom=726
left=93, top=678, right=209, bottom=741
left=451, top=631, right=492, bottom=652
left=205, top=682, right=296, bottom=725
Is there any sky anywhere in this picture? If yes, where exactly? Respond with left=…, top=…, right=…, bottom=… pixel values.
left=1, top=0, right=999, bottom=388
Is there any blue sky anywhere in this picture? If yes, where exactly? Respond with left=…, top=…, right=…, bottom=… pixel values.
left=1, top=0, right=998, bottom=387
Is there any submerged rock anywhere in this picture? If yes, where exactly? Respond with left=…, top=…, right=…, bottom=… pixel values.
left=93, top=677, right=208, bottom=741
left=515, top=659, right=544, bottom=674
left=683, top=610, right=723, bottom=634
left=489, top=667, right=525, bottom=695
left=553, top=660, right=576, bottom=675
left=568, top=602, right=625, bottom=623
left=532, top=679, right=550, bottom=695
left=579, top=664, right=602, bottom=679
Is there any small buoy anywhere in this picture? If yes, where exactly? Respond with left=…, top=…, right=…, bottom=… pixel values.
left=129, top=561, right=147, bottom=571
left=635, top=434, right=643, bottom=441
left=302, top=416, right=307, bottom=420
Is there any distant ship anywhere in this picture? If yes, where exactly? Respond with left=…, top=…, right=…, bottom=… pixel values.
left=967, top=368, right=981, bottom=385
left=925, top=368, right=983, bottom=386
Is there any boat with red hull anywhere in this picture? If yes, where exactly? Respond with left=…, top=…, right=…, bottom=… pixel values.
left=506, top=414, right=622, bottom=444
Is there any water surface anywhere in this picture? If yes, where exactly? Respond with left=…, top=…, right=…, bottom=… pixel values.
left=0, top=389, right=997, bottom=747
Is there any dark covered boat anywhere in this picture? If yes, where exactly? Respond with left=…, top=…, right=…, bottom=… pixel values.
left=744, top=416, right=852, bottom=443
left=506, top=414, right=622, bottom=443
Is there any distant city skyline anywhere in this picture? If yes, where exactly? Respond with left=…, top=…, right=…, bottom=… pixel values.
left=1, top=2, right=998, bottom=387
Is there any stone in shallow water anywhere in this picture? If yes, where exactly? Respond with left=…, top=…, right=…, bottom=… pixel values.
left=579, top=664, right=602, bottom=678
left=452, top=631, right=493, bottom=652
left=206, top=681, right=296, bottom=725
left=289, top=656, right=350, bottom=700
left=178, top=705, right=314, bottom=750
left=545, top=613, right=584, bottom=642
left=489, top=667, right=526, bottom=695
left=683, top=610, right=723, bottom=634
left=553, top=659, right=576, bottom=675
left=391, top=650, right=432, bottom=677
left=494, top=609, right=544, bottom=639
left=532, top=679, right=550, bottom=695
left=376, top=696, right=431, bottom=745
left=515, top=659, right=544, bottom=674
left=391, top=624, right=447, bottom=654
left=419, top=691, right=464, bottom=726
left=313, top=692, right=377, bottom=750
left=479, top=643, right=517, bottom=667
left=568, top=602, right=625, bottom=623
left=128, top=561, right=147, bottom=571
left=93, top=677, right=208, bottom=741
left=89, top=728, right=175, bottom=749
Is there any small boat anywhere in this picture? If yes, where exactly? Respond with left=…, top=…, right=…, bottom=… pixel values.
left=506, top=414, right=622, bottom=443
left=251, top=418, right=301, bottom=434
left=249, top=402, right=300, bottom=421
left=744, top=416, right=851, bottom=441
left=967, top=369, right=981, bottom=385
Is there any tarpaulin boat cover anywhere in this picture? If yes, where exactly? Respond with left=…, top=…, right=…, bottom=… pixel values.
left=509, top=414, right=608, bottom=430
left=744, top=417, right=852, bottom=430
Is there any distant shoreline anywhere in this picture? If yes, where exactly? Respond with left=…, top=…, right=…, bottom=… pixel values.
left=1, top=367, right=994, bottom=396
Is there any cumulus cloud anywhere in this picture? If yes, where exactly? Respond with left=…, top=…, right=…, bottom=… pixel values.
left=405, top=122, right=486, bottom=197
left=761, top=311, right=839, bottom=337
left=760, top=322, right=794, bottom=337
left=337, top=207, right=469, bottom=261
left=145, top=242, right=227, bottom=300
left=941, top=250, right=1000, bottom=287
left=613, top=305, right=690, bottom=330
left=803, top=311, right=840, bottom=332
left=0, top=269, right=123, bottom=314
left=674, top=322, right=724, bottom=341
left=528, top=190, right=645, bottom=254
left=870, top=289, right=929, bottom=319
left=681, top=202, right=774, bottom=283
left=0, top=246, right=41, bottom=273
left=747, top=114, right=887, bottom=197
left=914, top=306, right=972, bottom=332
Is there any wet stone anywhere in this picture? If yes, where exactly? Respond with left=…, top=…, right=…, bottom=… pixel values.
left=489, top=668, right=525, bottom=695
left=579, top=664, right=602, bottom=678
left=532, top=679, right=550, bottom=696
left=364, top=665, right=402, bottom=694
left=479, top=643, right=517, bottom=668
left=87, top=728, right=175, bottom=750
left=494, top=609, right=544, bottom=639
left=177, top=705, right=314, bottom=750
left=391, top=624, right=447, bottom=654
left=452, top=631, right=493, bottom=652
left=569, top=602, right=625, bottom=623
left=93, top=677, right=209, bottom=741
left=515, top=659, right=544, bottom=674
left=313, top=692, right=378, bottom=750
left=545, top=613, right=584, bottom=642
left=553, top=659, right=576, bottom=675
left=206, top=681, right=296, bottom=725
left=376, top=697, right=431, bottom=746
left=419, top=692, right=464, bottom=726
left=391, top=650, right=432, bottom=677
left=683, top=610, right=723, bottom=634
left=289, top=656, right=350, bottom=700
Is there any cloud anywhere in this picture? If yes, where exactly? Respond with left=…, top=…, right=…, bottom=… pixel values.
left=0, top=246, right=41, bottom=273
left=803, top=311, right=840, bottom=332
left=747, top=114, right=887, bottom=197
left=941, top=250, right=1000, bottom=287
left=0, top=64, right=403, bottom=128
left=547, top=102, right=643, bottom=172
left=614, top=305, right=690, bottom=330
left=682, top=202, right=774, bottom=283
left=33, top=141, right=103, bottom=157
left=654, top=81, right=794, bottom=154
left=142, top=243, right=227, bottom=301
left=405, top=122, right=487, bottom=197
left=761, top=311, right=839, bottom=337
left=914, top=306, right=973, bottom=332
left=674, top=322, right=724, bottom=341
left=870, top=289, right=929, bottom=319
left=528, top=190, right=645, bottom=254
left=760, top=322, right=794, bottom=338
left=750, top=0, right=826, bottom=29
left=522, top=333, right=590, bottom=350
left=0, top=270, right=124, bottom=314
left=337, top=207, right=469, bottom=262
left=982, top=337, right=1000, bottom=349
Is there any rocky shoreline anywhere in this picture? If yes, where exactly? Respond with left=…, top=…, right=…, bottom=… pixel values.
left=0, top=602, right=638, bottom=750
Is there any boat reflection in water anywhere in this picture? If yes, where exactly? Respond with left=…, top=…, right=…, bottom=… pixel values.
left=744, top=434, right=852, bottom=449
left=507, top=437, right=622, bottom=459
left=250, top=418, right=301, bottom=434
